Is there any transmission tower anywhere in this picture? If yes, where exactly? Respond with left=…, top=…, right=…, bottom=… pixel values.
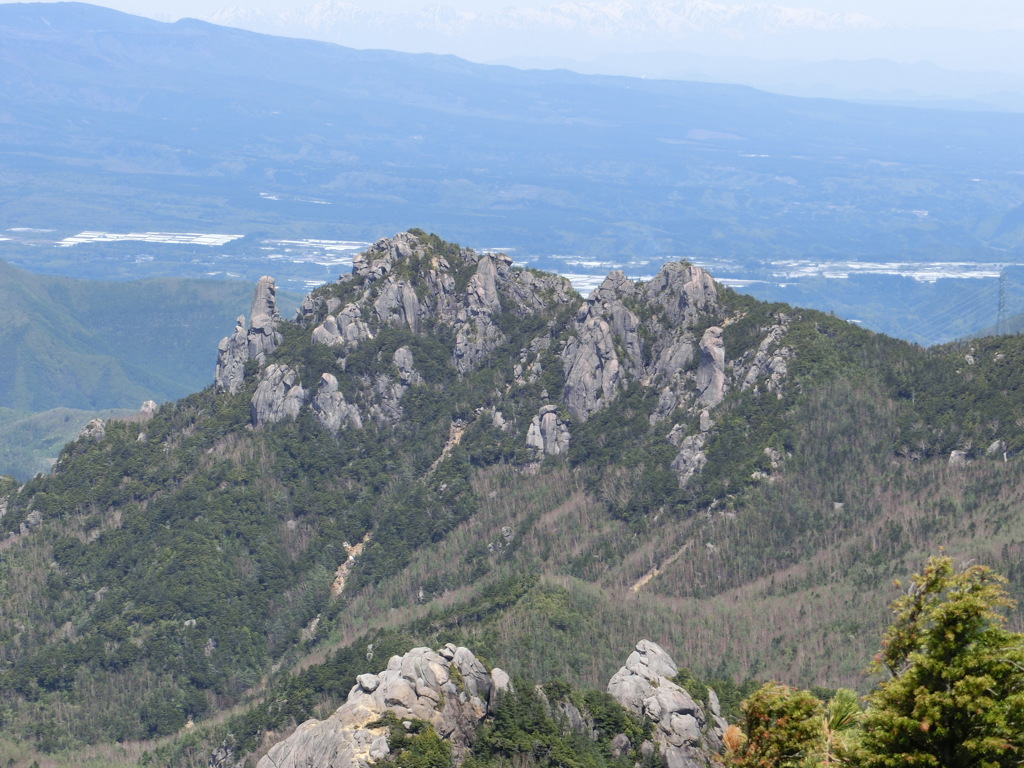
left=998, top=269, right=1007, bottom=335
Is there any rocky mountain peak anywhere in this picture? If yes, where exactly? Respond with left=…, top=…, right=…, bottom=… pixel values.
left=213, top=231, right=797, bottom=488
left=257, top=639, right=726, bottom=768
left=608, top=640, right=727, bottom=768
left=256, top=644, right=508, bottom=768
left=214, top=275, right=282, bottom=394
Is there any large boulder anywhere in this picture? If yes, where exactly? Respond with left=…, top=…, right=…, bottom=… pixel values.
left=607, top=640, right=725, bottom=768
left=257, top=645, right=503, bottom=768
left=312, top=373, right=362, bottom=433
left=695, top=327, right=725, bottom=408
left=251, top=364, right=307, bottom=427
left=526, top=405, right=571, bottom=457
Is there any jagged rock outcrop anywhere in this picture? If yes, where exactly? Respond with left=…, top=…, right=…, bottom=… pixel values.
left=374, top=279, right=421, bottom=331
left=248, top=276, right=281, bottom=360
left=302, top=234, right=572, bottom=384
left=365, top=347, right=424, bottom=424
left=251, top=364, right=307, bottom=427
left=212, top=234, right=786, bottom=493
left=312, top=305, right=374, bottom=348
left=78, top=418, right=106, bottom=442
left=642, top=263, right=718, bottom=327
left=560, top=263, right=723, bottom=424
left=526, top=405, right=571, bottom=456
left=561, top=272, right=641, bottom=420
left=312, top=373, right=362, bottom=433
left=393, top=346, right=422, bottom=387
left=695, top=327, right=725, bottom=407
left=671, top=434, right=708, bottom=488
left=214, top=276, right=282, bottom=394
left=257, top=644, right=509, bottom=768
left=949, top=450, right=970, bottom=467
left=608, top=640, right=726, bottom=768
left=562, top=313, right=620, bottom=419
left=214, top=316, right=249, bottom=394
left=740, top=319, right=792, bottom=393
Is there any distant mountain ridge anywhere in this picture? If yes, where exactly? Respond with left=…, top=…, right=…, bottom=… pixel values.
left=2, top=2, right=1023, bottom=275
left=0, top=259, right=260, bottom=413
left=0, top=260, right=301, bottom=477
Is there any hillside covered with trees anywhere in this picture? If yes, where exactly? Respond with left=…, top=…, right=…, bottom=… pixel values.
left=1, top=231, right=1023, bottom=766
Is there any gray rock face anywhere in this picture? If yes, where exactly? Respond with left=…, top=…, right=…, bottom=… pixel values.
left=327, top=235, right=571, bottom=382
left=453, top=256, right=508, bottom=373
left=352, top=231, right=418, bottom=280
left=213, top=236, right=745, bottom=494
left=78, top=418, right=106, bottom=442
left=607, top=640, right=723, bottom=768
left=248, top=276, right=281, bottom=360
left=257, top=645, right=496, bottom=768
left=949, top=450, right=970, bottom=467
left=562, top=313, right=622, bottom=420
left=312, top=373, right=363, bottom=433
left=740, top=320, right=792, bottom=393
left=671, top=434, right=707, bottom=488
left=643, top=263, right=718, bottom=327
left=561, top=271, right=644, bottom=420
left=214, top=316, right=249, bottom=395
left=392, top=347, right=423, bottom=387
left=695, top=327, right=725, bottom=407
left=312, top=304, right=375, bottom=349
left=374, top=279, right=421, bottom=332
left=214, top=277, right=282, bottom=394
left=365, top=347, right=424, bottom=425
left=558, top=263, right=722, bottom=424
left=251, top=364, right=307, bottom=427
left=526, top=405, right=571, bottom=456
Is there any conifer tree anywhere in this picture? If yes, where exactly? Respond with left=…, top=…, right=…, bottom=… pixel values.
left=858, top=554, right=1024, bottom=768
left=730, top=682, right=825, bottom=768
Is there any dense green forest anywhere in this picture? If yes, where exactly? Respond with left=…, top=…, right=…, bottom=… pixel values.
left=0, top=260, right=303, bottom=479
left=1, top=232, right=1024, bottom=767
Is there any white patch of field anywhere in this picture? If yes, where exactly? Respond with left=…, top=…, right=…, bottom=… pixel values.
left=768, top=259, right=1014, bottom=283
left=268, top=239, right=367, bottom=251
left=559, top=273, right=608, bottom=293
left=561, top=258, right=622, bottom=269
left=59, top=231, right=243, bottom=247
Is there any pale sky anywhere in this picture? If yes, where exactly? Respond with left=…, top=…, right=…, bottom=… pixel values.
left=19, top=0, right=1024, bottom=76
left=77, top=0, right=1024, bottom=29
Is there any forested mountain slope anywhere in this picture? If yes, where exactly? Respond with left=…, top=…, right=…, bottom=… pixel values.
left=0, top=260, right=270, bottom=412
left=1, top=231, right=1023, bottom=765
left=0, top=260, right=305, bottom=478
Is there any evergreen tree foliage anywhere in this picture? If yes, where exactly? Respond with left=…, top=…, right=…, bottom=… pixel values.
left=730, top=683, right=825, bottom=768
left=858, top=555, right=1024, bottom=768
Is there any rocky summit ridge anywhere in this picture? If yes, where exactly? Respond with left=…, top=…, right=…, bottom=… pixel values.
left=256, top=644, right=506, bottom=768
left=254, top=640, right=723, bottom=768
left=214, top=230, right=795, bottom=489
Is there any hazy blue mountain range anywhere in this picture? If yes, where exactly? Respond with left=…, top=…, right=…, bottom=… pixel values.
left=2, top=1, right=1023, bottom=304
left=494, top=51, right=1024, bottom=113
